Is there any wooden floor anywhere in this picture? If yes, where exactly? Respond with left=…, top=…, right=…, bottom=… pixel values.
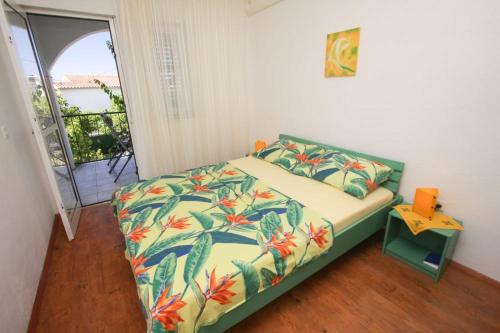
left=31, top=204, right=500, bottom=333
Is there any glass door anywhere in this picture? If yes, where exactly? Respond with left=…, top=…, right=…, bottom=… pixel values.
left=2, top=1, right=81, bottom=239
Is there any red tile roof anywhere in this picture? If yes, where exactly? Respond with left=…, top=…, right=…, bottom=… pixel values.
left=53, top=75, right=120, bottom=89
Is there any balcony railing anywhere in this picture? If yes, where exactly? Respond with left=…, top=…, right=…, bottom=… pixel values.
left=61, top=111, right=130, bottom=165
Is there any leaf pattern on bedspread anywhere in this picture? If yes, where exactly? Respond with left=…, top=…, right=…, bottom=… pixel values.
left=112, top=162, right=334, bottom=333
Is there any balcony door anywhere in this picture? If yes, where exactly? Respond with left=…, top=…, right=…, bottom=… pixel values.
left=1, top=1, right=81, bottom=239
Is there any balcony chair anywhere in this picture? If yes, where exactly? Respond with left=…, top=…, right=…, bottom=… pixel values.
left=100, top=113, right=135, bottom=182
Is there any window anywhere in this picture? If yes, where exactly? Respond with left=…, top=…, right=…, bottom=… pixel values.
left=154, top=24, right=193, bottom=119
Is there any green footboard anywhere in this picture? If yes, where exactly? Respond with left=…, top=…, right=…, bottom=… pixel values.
left=200, top=194, right=403, bottom=333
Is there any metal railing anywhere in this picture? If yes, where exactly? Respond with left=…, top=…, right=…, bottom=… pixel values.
left=61, top=111, right=130, bottom=165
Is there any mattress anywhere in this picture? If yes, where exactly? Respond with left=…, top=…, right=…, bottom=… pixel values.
left=229, top=156, right=394, bottom=233
left=113, top=157, right=394, bottom=332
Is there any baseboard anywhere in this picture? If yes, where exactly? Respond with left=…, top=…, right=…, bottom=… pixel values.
left=27, top=214, right=60, bottom=333
left=449, top=260, right=500, bottom=288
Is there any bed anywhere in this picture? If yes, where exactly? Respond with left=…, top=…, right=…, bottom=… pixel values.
left=112, top=134, right=404, bottom=333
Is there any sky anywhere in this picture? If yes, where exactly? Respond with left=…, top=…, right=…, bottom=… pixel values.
left=50, top=31, right=118, bottom=80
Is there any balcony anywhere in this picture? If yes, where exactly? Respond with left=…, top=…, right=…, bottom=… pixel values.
left=61, top=111, right=138, bottom=206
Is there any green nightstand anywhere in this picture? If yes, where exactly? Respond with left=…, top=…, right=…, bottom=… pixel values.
left=382, top=207, right=462, bottom=282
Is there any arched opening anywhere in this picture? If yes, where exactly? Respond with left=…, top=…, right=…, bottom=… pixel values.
left=28, top=14, right=137, bottom=206
left=51, top=31, right=120, bottom=112
left=49, top=29, right=109, bottom=72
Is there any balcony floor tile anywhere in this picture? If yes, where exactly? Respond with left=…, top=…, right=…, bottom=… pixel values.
left=73, top=156, right=138, bottom=206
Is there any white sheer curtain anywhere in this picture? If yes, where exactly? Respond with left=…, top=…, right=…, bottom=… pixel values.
left=113, top=0, right=250, bottom=179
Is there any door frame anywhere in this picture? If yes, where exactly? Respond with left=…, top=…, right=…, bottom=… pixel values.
left=22, top=6, right=140, bottom=182
left=0, top=0, right=81, bottom=240
left=2, top=0, right=140, bottom=211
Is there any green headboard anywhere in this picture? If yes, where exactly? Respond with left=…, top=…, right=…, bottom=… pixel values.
left=279, top=134, right=405, bottom=195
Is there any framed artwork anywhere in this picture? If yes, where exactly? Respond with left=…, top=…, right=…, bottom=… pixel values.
left=324, top=27, right=360, bottom=77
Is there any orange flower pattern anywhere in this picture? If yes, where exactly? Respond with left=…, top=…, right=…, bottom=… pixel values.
left=147, top=185, right=166, bottom=195
left=218, top=197, right=238, bottom=209
left=163, top=215, right=190, bottom=230
left=271, top=275, right=284, bottom=286
left=344, top=160, right=365, bottom=171
left=255, top=139, right=393, bottom=199
left=204, top=268, right=236, bottom=305
left=131, top=255, right=151, bottom=278
left=193, top=185, right=209, bottom=192
left=306, top=157, right=326, bottom=167
left=112, top=161, right=335, bottom=333
left=253, top=189, right=274, bottom=199
left=225, top=214, right=250, bottom=226
left=294, top=153, right=309, bottom=164
left=119, top=191, right=134, bottom=202
left=283, top=143, right=297, bottom=150
left=308, top=223, right=329, bottom=248
left=190, top=174, right=206, bottom=182
left=128, top=225, right=150, bottom=243
left=151, top=286, right=186, bottom=331
left=119, top=209, right=129, bottom=220
left=267, top=232, right=297, bottom=258
left=365, top=179, right=378, bottom=191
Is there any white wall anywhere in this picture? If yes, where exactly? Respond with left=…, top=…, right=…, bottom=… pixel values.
left=0, top=33, right=56, bottom=333
left=17, top=0, right=115, bottom=16
left=246, top=0, right=283, bottom=15
left=248, top=0, right=500, bottom=280
left=0, top=1, right=115, bottom=331
left=60, top=87, right=121, bottom=112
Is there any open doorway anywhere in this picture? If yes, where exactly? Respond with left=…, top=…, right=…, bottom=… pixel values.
left=27, top=14, right=138, bottom=206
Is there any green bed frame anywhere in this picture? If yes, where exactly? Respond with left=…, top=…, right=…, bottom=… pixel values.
left=198, top=134, right=405, bottom=333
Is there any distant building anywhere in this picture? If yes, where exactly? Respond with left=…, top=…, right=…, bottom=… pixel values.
left=53, top=75, right=121, bottom=112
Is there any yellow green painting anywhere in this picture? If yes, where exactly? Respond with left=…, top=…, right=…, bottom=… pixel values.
left=324, top=27, right=360, bottom=77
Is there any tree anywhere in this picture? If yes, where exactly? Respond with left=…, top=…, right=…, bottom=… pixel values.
left=32, top=38, right=129, bottom=165
left=33, top=84, right=104, bottom=164
left=57, top=90, right=105, bottom=163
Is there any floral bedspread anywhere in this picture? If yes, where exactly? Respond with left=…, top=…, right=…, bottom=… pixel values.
left=112, top=162, right=334, bottom=333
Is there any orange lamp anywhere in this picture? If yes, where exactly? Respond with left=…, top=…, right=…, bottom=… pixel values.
left=412, top=188, right=439, bottom=220
left=255, top=140, right=267, bottom=152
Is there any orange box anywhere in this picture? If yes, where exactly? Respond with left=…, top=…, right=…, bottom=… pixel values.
left=412, top=188, right=439, bottom=220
